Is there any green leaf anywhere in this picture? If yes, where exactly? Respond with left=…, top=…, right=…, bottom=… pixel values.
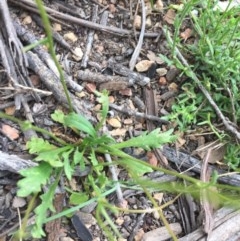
left=73, top=147, right=85, bottom=170
left=111, top=129, right=176, bottom=150
left=63, top=149, right=74, bottom=180
left=69, top=192, right=89, bottom=205
left=27, top=138, right=56, bottom=154
left=158, top=54, right=174, bottom=66
left=89, top=149, right=103, bottom=174
left=95, top=90, right=109, bottom=130
left=119, top=159, right=153, bottom=176
left=17, top=162, right=52, bottom=197
left=51, top=109, right=65, bottom=124
left=32, top=180, right=57, bottom=238
left=64, top=112, right=96, bottom=137
left=35, top=146, right=72, bottom=167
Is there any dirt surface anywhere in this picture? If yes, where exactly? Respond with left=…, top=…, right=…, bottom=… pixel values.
left=1, top=0, right=240, bottom=241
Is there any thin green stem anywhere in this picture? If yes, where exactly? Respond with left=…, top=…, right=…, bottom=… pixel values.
left=35, top=0, right=73, bottom=112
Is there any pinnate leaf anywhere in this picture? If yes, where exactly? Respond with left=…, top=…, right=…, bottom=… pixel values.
left=35, top=146, right=72, bottom=167
left=27, top=138, right=56, bottom=154
left=111, top=128, right=176, bottom=150
left=119, top=159, right=153, bottom=176
left=17, top=162, right=52, bottom=197
left=32, top=182, right=57, bottom=238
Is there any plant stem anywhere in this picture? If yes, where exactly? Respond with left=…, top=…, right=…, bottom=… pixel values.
left=35, top=0, right=73, bottom=112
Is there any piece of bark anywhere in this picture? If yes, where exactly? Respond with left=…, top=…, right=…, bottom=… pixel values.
left=179, top=208, right=240, bottom=241
left=0, top=0, right=28, bottom=77
left=200, top=149, right=214, bottom=236
left=13, top=20, right=83, bottom=93
left=142, top=222, right=182, bottom=241
left=108, top=59, right=150, bottom=86
left=144, top=87, right=169, bottom=167
left=81, top=5, right=98, bottom=68
left=178, top=194, right=197, bottom=234
left=26, top=51, right=95, bottom=121
left=162, top=146, right=240, bottom=186
left=46, top=193, right=65, bottom=241
left=77, top=69, right=140, bottom=91
left=109, top=103, right=168, bottom=124
left=0, top=151, right=36, bottom=173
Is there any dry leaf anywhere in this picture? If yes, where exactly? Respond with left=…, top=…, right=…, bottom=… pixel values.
left=156, top=68, right=168, bottom=76
left=115, top=217, right=124, bottom=225
left=123, top=118, right=133, bottom=125
left=176, top=136, right=186, bottom=148
left=147, top=50, right=164, bottom=64
left=147, top=151, right=158, bottom=166
left=85, top=83, right=96, bottom=93
left=146, top=17, right=152, bottom=29
left=134, top=229, right=145, bottom=241
left=72, top=47, right=83, bottom=61
left=60, top=238, right=74, bottom=241
left=135, top=60, right=155, bottom=72
left=153, top=193, right=164, bottom=204
left=163, top=9, right=176, bottom=25
left=4, top=106, right=16, bottom=115
left=108, top=96, right=115, bottom=103
left=64, top=32, right=78, bottom=42
left=30, top=74, right=40, bottom=86
left=168, top=82, right=178, bottom=92
left=195, top=141, right=226, bottom=163
left=107, top=118, right=122, bottom=128
left=119, top=88, right=132, bottom=96
left=22, top=16, right=32, bottom=25
left=158, top=76, right=167, bottom=85
left=1, top=124, right=19, bottom=140
left=154, top=0, right=164, bottom=11
left=109, top=128, right=126, bottom=136
left=134, top=15, right=142, bottom=29
left=53, top=23, right=62, bottom=32
left=109, top=4, right=117, bottom=13
left=180, top=28, right=193, bottom=41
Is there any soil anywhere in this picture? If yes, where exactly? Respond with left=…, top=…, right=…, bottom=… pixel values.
left=1, top=0, right=240, bottom=241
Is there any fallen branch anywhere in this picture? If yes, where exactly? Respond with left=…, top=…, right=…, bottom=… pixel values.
left=10, top=0, right=159, bottom=38
left=129, top=0, right=146, bottom=70
left=109, top=103, right=169, bottom=124
left=162, top=146, right=240, bottom=186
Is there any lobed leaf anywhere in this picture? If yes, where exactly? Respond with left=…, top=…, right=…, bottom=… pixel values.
left=51, top=109, right=65, bottom=124
left=27, top=137, right=56, bottom=154
left=111, top=128, right=176, bottom=150
left=17, top=162, right=52, bottom=197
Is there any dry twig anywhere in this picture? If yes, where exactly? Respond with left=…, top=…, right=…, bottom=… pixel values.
left=129, top=0, right=146, bottom=70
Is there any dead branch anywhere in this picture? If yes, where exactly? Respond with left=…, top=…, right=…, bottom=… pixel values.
left=108, top=59, right=150, bottom=86
left=162, top=146, right=240, bottom=186
left=81, top=5, right=98, bottom=68
left=129, top=0, right=146, bottom=70
left=9, top=0, right=159, bottom=38
left=0, top=151, right=36, bottom=173
left=109, top=103, right=169, bottom=124
left=26, top=51, right=95, bottom=121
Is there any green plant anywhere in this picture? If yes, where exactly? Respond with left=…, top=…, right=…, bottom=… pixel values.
left=162, top=0, right=240, bottom=168
left=2, top=0, right=240, bottom=240
left=0, top=90, right=176, bottom=239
